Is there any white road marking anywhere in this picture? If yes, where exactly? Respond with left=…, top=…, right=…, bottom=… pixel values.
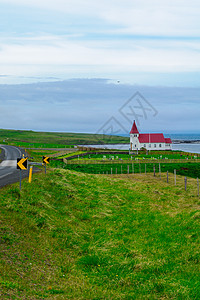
left=14, top=146, right=23, bottom=157
left=0, top=146, right=25, bottom=186
left=0, top=160, right=16, bottom=168
left=0, top=146, right=8, bottom=153
left=0, top=172, right=13, bottom=179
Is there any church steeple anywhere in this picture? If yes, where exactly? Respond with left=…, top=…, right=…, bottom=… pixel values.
left=130, top=120, right=139, bottom=134
left=130, top=121, right=139, bottom=151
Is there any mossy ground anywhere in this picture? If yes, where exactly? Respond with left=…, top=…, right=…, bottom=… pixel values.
left=0, top=169, right=199, bottom=299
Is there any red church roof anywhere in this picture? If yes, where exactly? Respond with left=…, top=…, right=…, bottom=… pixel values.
left=130, top=121, right=172, bottom=144
left=130, top=120, right=139, bottom=134
left=138, top=133, right=166, bottom=143
left=164, top=138, right=172, bottom=144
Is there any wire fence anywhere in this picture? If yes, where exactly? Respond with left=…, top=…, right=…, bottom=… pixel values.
left=63, top=158, right=198, bottom=165
left=62, top=159, right=200, bottom=197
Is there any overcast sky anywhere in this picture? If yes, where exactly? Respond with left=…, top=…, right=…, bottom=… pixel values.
left=0, top=0, right=200, bottom=133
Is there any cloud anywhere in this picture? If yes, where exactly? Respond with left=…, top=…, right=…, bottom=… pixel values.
left=0, top=0, right=200, bottom=86
left=1, top=0, right=200, bottom=36
left=1, top=35, right=200, bottom=78
left=102, top=0, right=200, bottom=36
left=0, top=79, right=199, bottom=133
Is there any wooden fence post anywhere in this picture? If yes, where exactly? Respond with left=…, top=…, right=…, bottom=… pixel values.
left=145, top=164, right=146, bottom=175
left=132, top=163, right=134, bottom=174
left=127, top=165, right=129, bottom=174
left=111, top=168, right=112, bottom=175
left=185, top=176, right=187, bottom=191
left=153, top=165, right=156, bottom=177
left=116, top=168, right=117, bottom=174
left=197, top=178, right=199, bottom=197
left=159, top=163, right=161, bottom=179
left=174, top=169, right=176, bottom=186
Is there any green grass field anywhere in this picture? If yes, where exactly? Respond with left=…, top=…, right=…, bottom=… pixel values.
left=0, top=168, right=199, bottom=299
left=0, top=129, right=129, bottom=148
left=70, top=152, right=198, bottom=160
left=56, top=149, right=200, bottom=162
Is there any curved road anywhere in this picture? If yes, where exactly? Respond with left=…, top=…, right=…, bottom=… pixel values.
left=0, top=145, right=29, bottom=188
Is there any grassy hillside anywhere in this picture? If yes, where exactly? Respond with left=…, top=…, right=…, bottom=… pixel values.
left=0, top=129, right=129, bottom=148
left=0, top=169, right=199, bottom=299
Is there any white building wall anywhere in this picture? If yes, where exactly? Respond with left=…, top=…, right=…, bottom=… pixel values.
left=130, top=134, right=140, bottom=150
left=130, top=134, right=172, bottom=151
left=165, top=144, right=172, bottom=150
left=130, top=140, right=172, bottom=151
left=143, top=143, right=166, bottom=150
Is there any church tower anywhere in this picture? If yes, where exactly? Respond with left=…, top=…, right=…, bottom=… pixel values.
left=130, top=120, right=139, bottom=150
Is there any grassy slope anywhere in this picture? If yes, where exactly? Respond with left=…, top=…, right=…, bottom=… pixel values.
left=0, top=169, right=199, bottom=299
left=0, top=129, right=129, bottom=147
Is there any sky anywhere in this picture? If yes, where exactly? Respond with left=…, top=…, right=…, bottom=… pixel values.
left=0, top=0, right=200, bottom=133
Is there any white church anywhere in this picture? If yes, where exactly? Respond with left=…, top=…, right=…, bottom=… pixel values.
left=130, top=121, right=172, bottom=151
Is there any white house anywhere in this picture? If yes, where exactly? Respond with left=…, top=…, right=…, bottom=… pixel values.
left=130, top=121, right=172, bottom=151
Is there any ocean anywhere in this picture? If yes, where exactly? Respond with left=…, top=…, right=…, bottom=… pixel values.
left=83, top=134, right=200, bottom=154
left=165, top=133, right=200, bottom=141
left=172, top=144, right=200, bottom=154
left=157, top=133, right=200, bottom=154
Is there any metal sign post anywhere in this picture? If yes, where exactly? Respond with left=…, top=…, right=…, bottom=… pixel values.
left=42, top=156, right=50, bottom=174
left=17, top=157, right=28, bottom=190
left=19, top=170, right=22, bottom=190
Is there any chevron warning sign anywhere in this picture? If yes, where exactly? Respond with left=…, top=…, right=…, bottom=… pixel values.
left=43, top=156, right=50, bottom=164
left=17, top=157, right=28, bottom=170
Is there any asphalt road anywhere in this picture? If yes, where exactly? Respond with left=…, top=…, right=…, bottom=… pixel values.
left=0, top=145, right=33, bottom=188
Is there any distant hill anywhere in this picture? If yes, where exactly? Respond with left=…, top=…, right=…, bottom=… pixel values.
left=0, top=129, right=129, bottom=148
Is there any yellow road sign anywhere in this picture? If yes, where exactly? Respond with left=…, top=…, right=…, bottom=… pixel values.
left=17, top=157, right=28, bottom=170
left=43, top=156, right=50, bottom=164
